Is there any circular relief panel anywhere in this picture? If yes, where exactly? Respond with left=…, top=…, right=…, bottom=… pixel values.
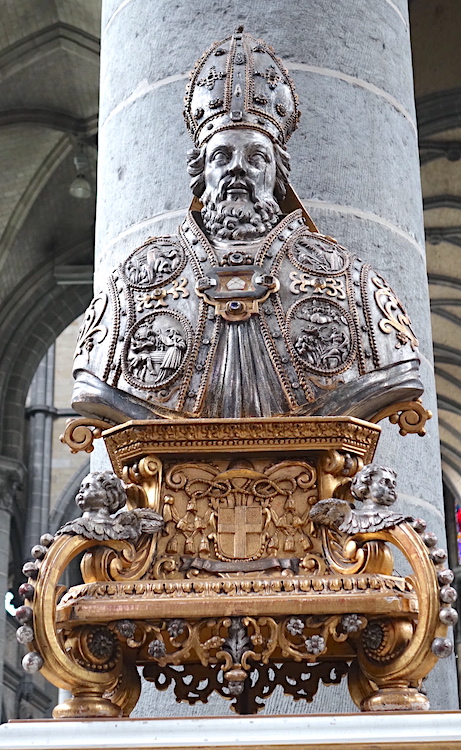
left=287, top=297, right=356, bottom=376
left=122, top=310, right=193, bottom=391
left=121, top=239, right=186, bottom=289
left=287, top=234, right=349, bottom=275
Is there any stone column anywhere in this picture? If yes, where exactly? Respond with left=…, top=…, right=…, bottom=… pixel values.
left=24, top=346, right=55, bottom=556
left=97, top=0, right=458, bottom=711
left=0, top=458, right=24, bottom=711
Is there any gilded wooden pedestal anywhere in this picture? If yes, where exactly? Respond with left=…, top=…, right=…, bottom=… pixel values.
left=19, top=416, right=452, bottom=718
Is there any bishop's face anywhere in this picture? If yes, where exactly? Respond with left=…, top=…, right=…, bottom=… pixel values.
left=202, top=129, right=277, bottom=208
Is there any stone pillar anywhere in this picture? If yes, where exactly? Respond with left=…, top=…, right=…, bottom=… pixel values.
left=24, top=346, right=55, bottom=555
left=0, top=458, right=24, bottom=710
left=97, top=0, right=458, bottom=711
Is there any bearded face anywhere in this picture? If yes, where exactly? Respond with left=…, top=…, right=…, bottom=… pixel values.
left=200, top=130, right=281, bottom=241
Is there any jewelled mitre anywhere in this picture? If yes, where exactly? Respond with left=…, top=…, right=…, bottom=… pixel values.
left=183, top=26, right=300, bottom=147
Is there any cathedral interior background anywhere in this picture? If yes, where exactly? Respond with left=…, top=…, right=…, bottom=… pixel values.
left=0, top=0, right=461, bottom=721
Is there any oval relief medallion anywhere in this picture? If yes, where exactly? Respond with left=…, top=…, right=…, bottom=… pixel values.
left=122, top=311, right=192, bottom=391
left=287, top=297, right=356, bottom=376
left=287, top=234, right=348, bottom=276
left=122, top=238, right=186, bottom=289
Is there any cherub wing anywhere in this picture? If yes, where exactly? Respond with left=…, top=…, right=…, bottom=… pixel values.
left=339, top=509, right=406, bottom=534
left=309, top=498, right=352, bottom=529
left=131, top=508, right=164, bottom=534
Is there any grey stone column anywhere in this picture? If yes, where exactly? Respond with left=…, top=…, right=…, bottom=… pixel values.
left=97, top=0, right=458, bottom=712
left=24, top=345, right=55, bottom=556
left=0, top=458, right=24, bottom=712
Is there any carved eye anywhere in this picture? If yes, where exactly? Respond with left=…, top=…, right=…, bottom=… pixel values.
left=249, top=150, right=269, bottom=167
left=211, top=149, right=230, bottom=165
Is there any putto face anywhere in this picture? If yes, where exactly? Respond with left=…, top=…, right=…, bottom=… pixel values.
left=202, top=129, right=277, bottom=207
left=76, top=476, right=106, bottom=513
left=370, top=468, right=397, bottom=506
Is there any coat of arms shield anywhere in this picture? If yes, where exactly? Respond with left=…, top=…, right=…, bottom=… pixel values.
left=216, top=505, right=263, bottom=559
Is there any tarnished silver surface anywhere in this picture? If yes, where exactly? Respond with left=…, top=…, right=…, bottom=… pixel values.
left=72, top=29, right=423, bottom=424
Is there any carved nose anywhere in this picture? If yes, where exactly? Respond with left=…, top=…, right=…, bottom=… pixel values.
left=228, top=157, right=247, bottom=176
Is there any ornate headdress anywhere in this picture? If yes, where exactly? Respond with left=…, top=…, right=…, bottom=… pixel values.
left=184, top=27, right=300, bottom=147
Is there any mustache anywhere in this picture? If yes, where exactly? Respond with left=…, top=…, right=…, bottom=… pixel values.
left=217, top=175, right=256, bottom=202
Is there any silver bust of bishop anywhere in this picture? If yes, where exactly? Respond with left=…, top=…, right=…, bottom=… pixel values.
left=72, top=28, right=423, bottom=423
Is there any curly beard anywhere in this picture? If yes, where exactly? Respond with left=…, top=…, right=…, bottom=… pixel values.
left=201, top=197, right=281, bottom=241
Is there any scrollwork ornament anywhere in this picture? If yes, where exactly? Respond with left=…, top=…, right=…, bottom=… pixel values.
left=74, top=292, right=108, bottom=362
left=372, top=276, right=419, bottom=351
left=60, top=417, right=109, bottom=454
left=145, top=660, right=350, bottom=713
left=370, top=399, right=432, bottom=437
left=289, top=271, right=346, bottom=300
left=24, top=532, right=126, bottom=718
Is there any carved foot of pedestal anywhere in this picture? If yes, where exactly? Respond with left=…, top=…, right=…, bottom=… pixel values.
left=361, top=686, right=429, bottom=712
left=52, top=692, right=122, bottom=719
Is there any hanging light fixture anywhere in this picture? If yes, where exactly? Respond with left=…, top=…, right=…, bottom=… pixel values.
left=69, top=146, right=92, bottom=199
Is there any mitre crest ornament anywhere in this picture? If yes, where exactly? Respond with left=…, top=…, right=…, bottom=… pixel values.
left=183, top=26, right=300, bottom=147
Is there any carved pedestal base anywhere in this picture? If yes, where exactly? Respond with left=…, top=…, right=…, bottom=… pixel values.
left=19, top=417, right=452, bottom=717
